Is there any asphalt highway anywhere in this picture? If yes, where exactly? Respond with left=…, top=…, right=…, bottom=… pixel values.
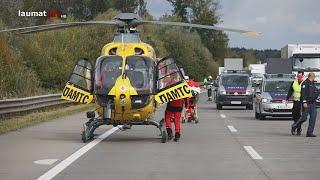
left=0, top=93, right=319, bottom=180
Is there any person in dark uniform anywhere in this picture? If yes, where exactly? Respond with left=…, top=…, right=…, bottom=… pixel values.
left=286, top=71, right=304, bottom=135
left=293, top=72, right=319, bottom=137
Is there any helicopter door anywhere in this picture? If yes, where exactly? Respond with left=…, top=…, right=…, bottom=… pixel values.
left=155, top=57, right=192, bottom=104
left=61, top=58, right=94, bottom=104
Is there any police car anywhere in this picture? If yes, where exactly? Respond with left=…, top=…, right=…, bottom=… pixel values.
left=254, top=74, right=295, bottom=120
left=215, top=70, right=254, bottom=110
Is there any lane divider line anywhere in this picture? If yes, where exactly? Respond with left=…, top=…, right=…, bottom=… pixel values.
left=227, top=125, right=238, bottom=133
left=220, top=114, right=226, bottom=118
left=37, top=127, right=119, bottom=180
left=244, top=146, right=263, bottom=160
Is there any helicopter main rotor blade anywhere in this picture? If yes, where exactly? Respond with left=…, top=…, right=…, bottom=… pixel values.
left=0, top=21, right=122, bottom=34
left=142, top=20, right=261, bottom=36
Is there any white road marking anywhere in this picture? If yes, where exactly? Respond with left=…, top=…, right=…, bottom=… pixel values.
left=37, top=127, right=119, bottom=180
left=227, top=125, right=238, bottom=133
left=34, top=159, right=58, bottom=165
left=244, top=146, right=263, bottom=160
left=220, top=114, right=226, bottom=118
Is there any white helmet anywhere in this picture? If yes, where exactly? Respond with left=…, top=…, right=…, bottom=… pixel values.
left=184, top=76, right=189, bottom=80
left=208, top=75, right=212, bottom=79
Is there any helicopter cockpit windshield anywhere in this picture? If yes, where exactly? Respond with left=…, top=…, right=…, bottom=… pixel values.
left=94, top=56, right=122, bottom=95
left=125, top=56, right=154, bottom=94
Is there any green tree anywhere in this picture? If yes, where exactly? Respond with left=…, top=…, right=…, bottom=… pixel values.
left=167, top=0, right=190, bottom=22
left=188, top=0, right=228, bottom=64
left=146, top=16, right=217, bottom=81
left=229, top=48, right=281, bottom=64
left=108, top=0, right=139, bottom=13
left=137, top=0, right=148, bottom=17
left=167, top=0, right=229, bottom=70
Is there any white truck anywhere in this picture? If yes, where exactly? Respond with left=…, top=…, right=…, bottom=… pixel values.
left=218, top=67, right=224, bottom=75
left=249, top=64, right=265, bottom=74
left=249, top=64, right=265, bottom=85
left=281, top=44, right=320, bottom=81
left=224, top=58, right=243, bottom=70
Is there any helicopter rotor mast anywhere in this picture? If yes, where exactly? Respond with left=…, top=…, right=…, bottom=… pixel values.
left=0, top=13, right=261, bottom=36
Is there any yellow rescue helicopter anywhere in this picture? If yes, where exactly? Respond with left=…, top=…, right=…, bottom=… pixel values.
left=0, top=13, right=260, bottom=143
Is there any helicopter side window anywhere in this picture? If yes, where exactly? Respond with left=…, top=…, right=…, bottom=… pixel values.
left=157, top=58, right=183, bottom=91
left=125, top=56, right=154, bottom=94
left=68, top=59, right=93, bottom=92
left=94, top=56, right=123, bottom=95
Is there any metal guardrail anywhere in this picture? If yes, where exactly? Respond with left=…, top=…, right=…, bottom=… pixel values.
left=0, top=94, right=72, bottom=116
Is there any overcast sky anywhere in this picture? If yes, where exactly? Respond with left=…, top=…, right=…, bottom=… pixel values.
left=146, top=0, right=320, bottom=50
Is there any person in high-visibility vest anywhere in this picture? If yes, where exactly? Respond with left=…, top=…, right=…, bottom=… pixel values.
left=294, top=72, right=319, bottom=137
left=203, top=78, right=207, bottom=89
left=204, top=76, right=214, bottom=101
left=286, top=71, right=304, bottom=136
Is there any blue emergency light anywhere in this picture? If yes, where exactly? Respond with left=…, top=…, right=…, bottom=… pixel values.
left=222, top=70, right=250, bottom=74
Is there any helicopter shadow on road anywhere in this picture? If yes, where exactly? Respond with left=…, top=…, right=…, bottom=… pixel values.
left=38, top=131, right=161, bottom=143
left=99, top=127, right=162, bottom=143
left=101, top=133, right=161, bottom=143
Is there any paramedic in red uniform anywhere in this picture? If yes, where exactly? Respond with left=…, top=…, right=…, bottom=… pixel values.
left=185, top=75, right=200, bottom=121
left=164, top=73, right=184, bottom=142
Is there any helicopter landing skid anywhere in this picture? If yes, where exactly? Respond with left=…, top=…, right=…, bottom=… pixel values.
left=159, top=118, right=167, bottom=143
left=81, top=118, right=164, bottom=143
left=81, top=118, right=105, bottom=143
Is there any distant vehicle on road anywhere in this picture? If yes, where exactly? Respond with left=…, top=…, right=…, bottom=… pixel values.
left=281, top=44, right=320, bottom=81
left=218, top=67, right=224, bottom=75
left=215, top=70, right=253, bottom=110
left=254, top=74, right=294, bottom=120
left=249, top=64, right=265, bottom=85
left=281, top=44, right=320, bottom=107
left=224, top=58, right=243, bottom=70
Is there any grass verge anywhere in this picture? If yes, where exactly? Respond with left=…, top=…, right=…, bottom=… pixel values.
left=0, top=104, right=94, bottom=134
